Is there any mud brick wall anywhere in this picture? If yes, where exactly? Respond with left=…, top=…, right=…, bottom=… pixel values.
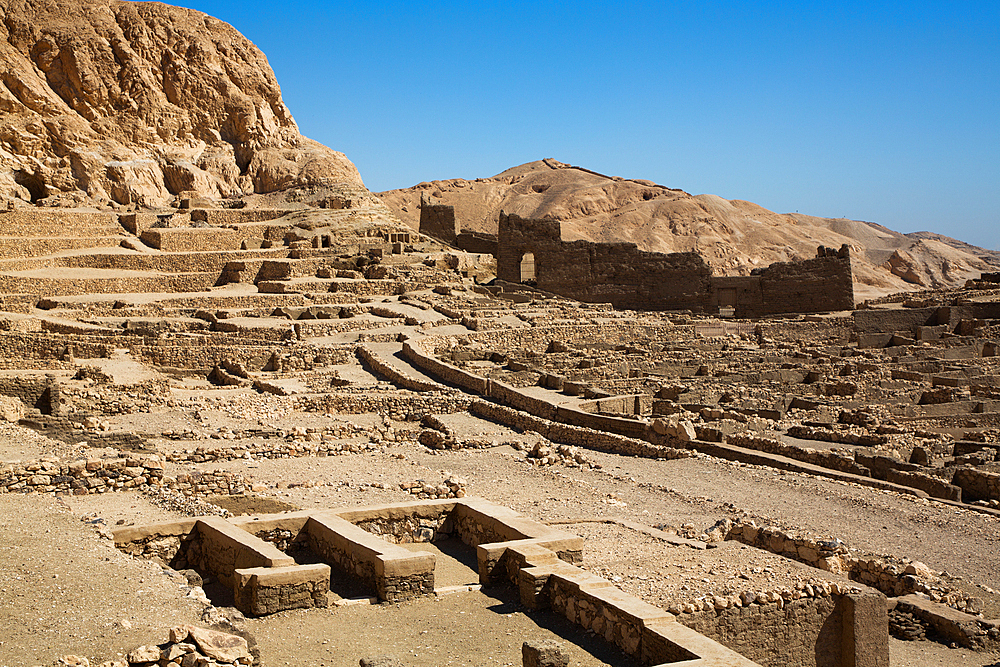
left=952, top=467, right=1000, bottom=502
left=745, top=246, right=854, bottom=317
left=456, top=231, right=498, bottom=256
left=0, top=376, right=60, bottom=413
left=498, top=212, right=714, bottom=311
left=419, top=201, right=458, bottom=245
left=678, top=596, right=843, bottom=667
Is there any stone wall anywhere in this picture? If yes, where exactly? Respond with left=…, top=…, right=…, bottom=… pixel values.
left=304, top=512, right=436, bottom=602
left=0, top=451, right=249, bottom=498
left=724, top=520, right=983, bottom=613
left=678, top=595, right=841, bottom=667
left=497, top=212, right=714, bottom=311
left=728, top=434, right=870, bottom=475
left=189, top=208, right=290, bottom=225
left=140, top=227, right=241, bottom=252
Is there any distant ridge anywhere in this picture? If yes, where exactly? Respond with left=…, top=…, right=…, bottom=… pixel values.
left=379, top=159, right=1000, bottom=301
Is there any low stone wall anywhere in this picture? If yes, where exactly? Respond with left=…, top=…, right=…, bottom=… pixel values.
left=140, top=227, right=241, bottom=252
left=190, top=208, right=290, bottom=225
left=0, top=451, right=249, bottom=498
left=304, top=512, right=435, bottom=602
left=727, top=434, right=870, bottom=476
left=786, top=425, right=888, bottom=447
left=357, top=345, right=444, bottom=392
left=294, top=390, right=473, bottom=418
left=516, top=551, right=759, bottom=666
left=113, top=517, right=329, bottom=617
left=401, top=340, right=489, bottom=394
left=469, top=400, right=691, bottom=460
left=724, top=520, right=982, bottom=613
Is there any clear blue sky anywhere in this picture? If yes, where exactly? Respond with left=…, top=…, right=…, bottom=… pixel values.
left=184, top=1, right=999, bottom=250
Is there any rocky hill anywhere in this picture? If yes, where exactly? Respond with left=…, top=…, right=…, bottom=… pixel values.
left=0, top=0, right=364, bottom=208
left=379, top=159, right=1000, bottom=300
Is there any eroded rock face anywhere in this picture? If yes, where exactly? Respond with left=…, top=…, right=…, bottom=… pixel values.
left=0, top=0, right=364, bottom=206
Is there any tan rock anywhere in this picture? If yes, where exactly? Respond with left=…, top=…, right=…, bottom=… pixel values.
left=127, top=645, right=161, bottom=663
left=187, top=625, right=251, bottom=663
left=0, top=396, right=24, bottom=422
left=0, top=0, right=365, bottom=207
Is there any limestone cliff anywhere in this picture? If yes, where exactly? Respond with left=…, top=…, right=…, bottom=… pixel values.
left=0, top=0, right=364, bottom=207
left=379, top=159, right=1000, bottom=300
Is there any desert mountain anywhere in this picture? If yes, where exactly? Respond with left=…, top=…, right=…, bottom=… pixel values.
left=0, top=0, right=364, bottom=208
left=379, top=159, right=1000, bottom=300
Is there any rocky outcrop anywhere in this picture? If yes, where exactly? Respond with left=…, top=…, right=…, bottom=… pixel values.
left=0, top=0, right=364, bottom=207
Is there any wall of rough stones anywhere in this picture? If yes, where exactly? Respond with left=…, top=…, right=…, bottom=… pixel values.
left=0, top=451, right=249, bottom=498
left=468, top=400, right=690, bottom=460
left=727, top=434, right=870, bottom=476
left=723, top=520, right=982, bottom=613
left=678, top=595, right=842, bottom=667
left=140, top=227, right=241, bottom=252
left=295, top=390, right=473, bottom=418
left=189, top=208, right=290, bottom=225
left=460, top=322, right=682, bottom=354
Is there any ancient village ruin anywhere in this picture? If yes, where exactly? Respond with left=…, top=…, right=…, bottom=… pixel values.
left=1, top=2, right=999, bottom=667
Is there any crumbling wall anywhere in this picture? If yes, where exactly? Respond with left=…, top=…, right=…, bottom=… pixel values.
left=456, top=230, right=497, bottom=256
left=0, top=376, right=60, bottom=414
left=419, top=196, right=458, bottom=245
left=713, top=246, right=855, bottom=318
left=498, top=213, right=853, bottom=314
left=497, top=212, right=713, bottom=311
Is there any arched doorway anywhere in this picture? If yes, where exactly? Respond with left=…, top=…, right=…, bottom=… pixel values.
left=519, top=252, right=536, bottom=284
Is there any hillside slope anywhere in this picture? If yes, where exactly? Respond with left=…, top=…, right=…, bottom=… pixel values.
left=379, top=159, right=999, bottom=299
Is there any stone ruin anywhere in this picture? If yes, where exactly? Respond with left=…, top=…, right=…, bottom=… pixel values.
left=116, top=497, right=885, bottom=667
left=496, top=212, right=855, bottom=317
left=0, top=195, right=997, bottom=667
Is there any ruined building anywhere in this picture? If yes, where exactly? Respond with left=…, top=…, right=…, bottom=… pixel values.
left=497, top=212, right=855, bottom=316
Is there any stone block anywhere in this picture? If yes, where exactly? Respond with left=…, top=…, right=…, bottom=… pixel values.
left=841, top=589, right=889, bottom=667
left=522, top=640, right=567, bottom=667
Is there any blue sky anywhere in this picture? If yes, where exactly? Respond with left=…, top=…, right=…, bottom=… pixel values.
left=184, top=1, right=999, bottom=250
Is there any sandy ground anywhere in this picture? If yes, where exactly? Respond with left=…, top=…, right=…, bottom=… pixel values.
left=3, top=407, right=1000, bottom=667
